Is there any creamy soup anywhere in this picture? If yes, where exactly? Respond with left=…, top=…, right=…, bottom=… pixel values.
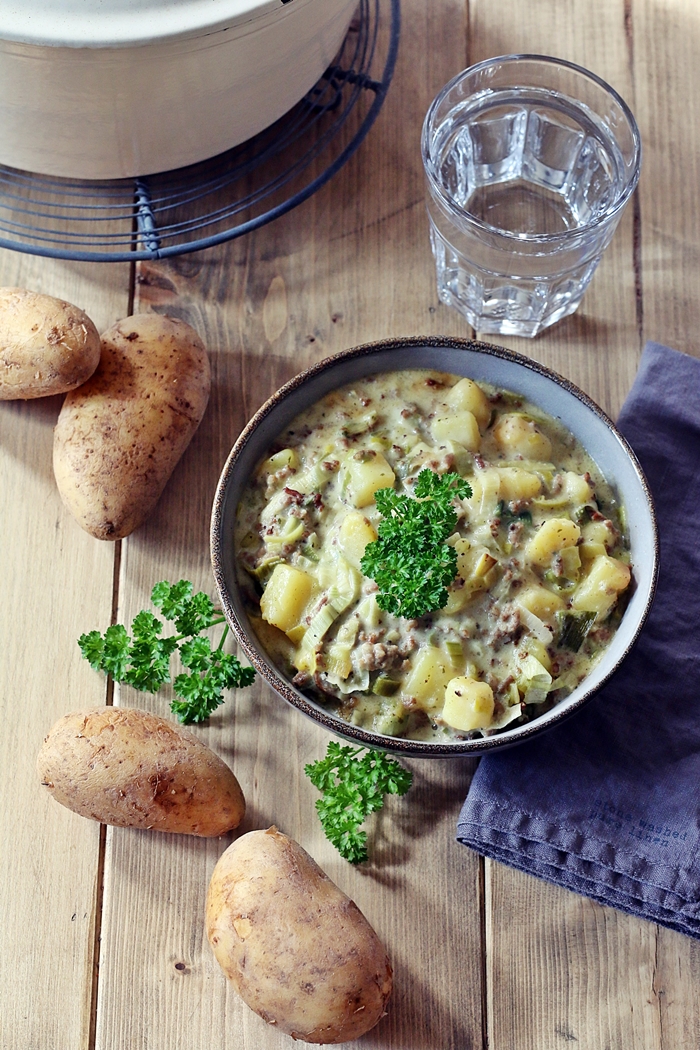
left=235, top=370, right=631, bottom=741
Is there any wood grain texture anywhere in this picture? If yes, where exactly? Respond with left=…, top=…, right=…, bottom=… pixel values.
left=486, top=865, right=662, bottom=1050
left=632, top=2, right=700, bottom=1046
left=3, top=2, right=700, bottom=1050
left=0, top=252, right=130, bottom=1050
left=94, top=4, right=484, bottom=1049
left=634, top=0, right=700, bottom=358
left=469, top=3, right=700, bottom=1050
left=469, top=0, right=641, bottom=418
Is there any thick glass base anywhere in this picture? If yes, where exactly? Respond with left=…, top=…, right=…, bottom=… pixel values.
left=430, top=227, right=597, bottom=338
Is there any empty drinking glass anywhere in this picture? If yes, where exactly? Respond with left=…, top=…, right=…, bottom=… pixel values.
left=421, top=55, right=641, bottom=338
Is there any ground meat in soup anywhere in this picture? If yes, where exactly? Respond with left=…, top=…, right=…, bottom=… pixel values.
left=235, top=370, right=632, bottom=742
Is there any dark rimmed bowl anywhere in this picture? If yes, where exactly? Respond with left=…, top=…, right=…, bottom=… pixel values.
left=211, top=336, right=659, bottom=757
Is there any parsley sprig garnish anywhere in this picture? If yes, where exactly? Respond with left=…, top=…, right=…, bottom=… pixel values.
left=78, top=580, right=255, bottom=724
left=360, top=469, right=472, bottom=620
left=305, top=742, right=413, bottom=863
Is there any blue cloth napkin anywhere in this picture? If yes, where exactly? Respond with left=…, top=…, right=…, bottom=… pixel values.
left=457, top=341, right=700, bottom=939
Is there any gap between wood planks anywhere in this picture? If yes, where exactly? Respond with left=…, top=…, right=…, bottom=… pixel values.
left=87, top=538, right=122, bottom=1050
left=479, top=854, right=489, bottom=1050
left=461, top=15, right=492, bottom=1050
left=463, top=15, right=490, bottom=1048
left=87, top=250, right=135, bottom=1048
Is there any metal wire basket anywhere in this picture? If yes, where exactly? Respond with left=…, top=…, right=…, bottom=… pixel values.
left=0, top=0, right=399, bottom=262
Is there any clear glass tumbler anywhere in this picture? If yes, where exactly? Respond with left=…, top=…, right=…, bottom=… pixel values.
left=421, top=55, right=641, bottom=338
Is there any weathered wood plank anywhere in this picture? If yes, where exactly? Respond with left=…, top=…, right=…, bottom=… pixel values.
left=94, top=3, right=485, bottom=1049
left=633, top=0, right=700, bottom=1045
left=0, top=251, right=130, bottom=1050
left=469, top=0, right=642, bottom=418
left=467, top=3, right=675, bottom=1050
left=634, top=0, right=700, bottom=361
left=4, top=4, right=700, bottom=1050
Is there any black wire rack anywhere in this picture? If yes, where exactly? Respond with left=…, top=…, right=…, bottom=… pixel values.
left=0, top=0, right=399, bottom=262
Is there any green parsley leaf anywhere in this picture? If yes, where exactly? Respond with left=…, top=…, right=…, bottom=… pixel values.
left=151, top=580, right=193, bottom=621
left=219, top=653, right=257, bottom=690
left=100, top=624, right=132, bottom=679
left=78, top=580, right=256, bottom=724
left=151, top=581, right=216, bottom=636
left=78, top=630, right=108, bottom=671
left=304, top=742, right=413, bottom=863
left=171, top=669, right=224, bottom=724
left=179, top=634, right=216, bottom=673
left=360, top=469, right=472, bottom=620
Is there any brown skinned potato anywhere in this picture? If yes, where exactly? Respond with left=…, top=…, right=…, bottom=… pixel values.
left=37, top=707, right=245, bottom=836
left=206, top=827, right=393, bottom=1042
left=52, top=313, right=210, bottom=539
left=0, top=287, right=100, bottom=399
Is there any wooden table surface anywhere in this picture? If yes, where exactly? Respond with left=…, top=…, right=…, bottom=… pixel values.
left=2, top=2, right=700, bottom=1048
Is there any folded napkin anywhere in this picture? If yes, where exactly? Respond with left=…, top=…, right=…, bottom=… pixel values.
left=457, top=341, right=700, bottom=939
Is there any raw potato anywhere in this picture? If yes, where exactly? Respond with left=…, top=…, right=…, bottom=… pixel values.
left=53, top=313, right=210, bottom=539
left=206, top=827, right=393, bottom=1043
left=0, top=287, right=100, bottom=400
left=37, top=707, right=245, bottom=836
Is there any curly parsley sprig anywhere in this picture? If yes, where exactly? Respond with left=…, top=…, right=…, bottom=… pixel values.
left=78, top=580, right=256, bottom=724
left=305, top=742, right=413, bottom=863
left=360, top=469, right=472, bottom=620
